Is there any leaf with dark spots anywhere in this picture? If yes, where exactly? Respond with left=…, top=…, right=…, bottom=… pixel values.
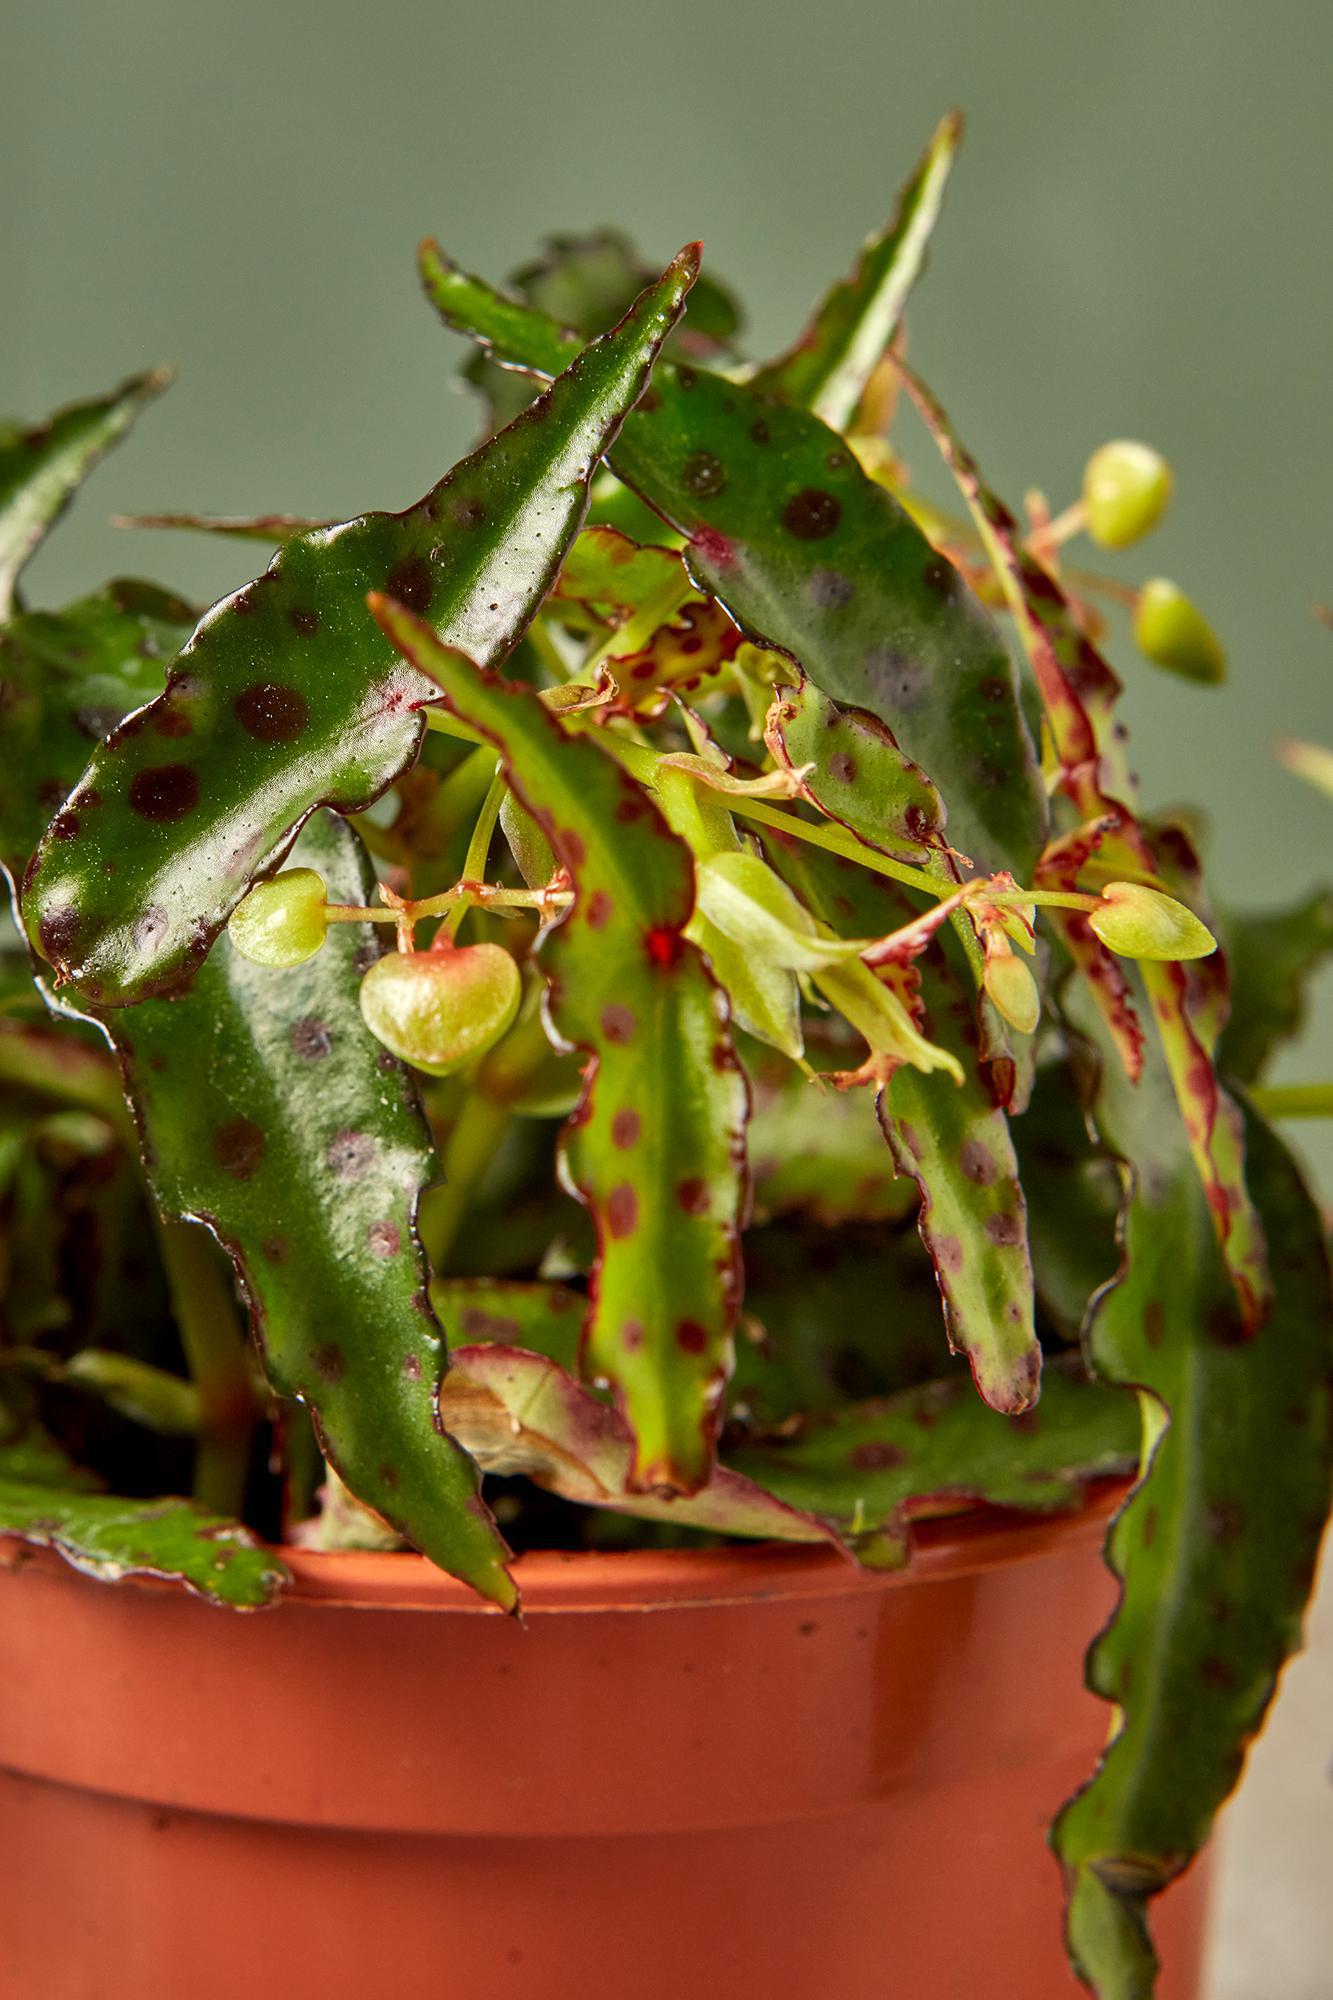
left=97, top=811, right=517, bottom=1605
left=765, top=674, right=948, bottom=867
left=371, top=598, right=747, bottom=1495
left=1218, top=888, right=1333, bottom=1086
left=903, top=363, right=1270, bottom=1334
left=764, top=833, right=1041, bottom=1414
left=1053, top=979, right=1333, bottom=1999
left=0, top=371, right=170, bottom=621
left=22, top=252, right=699, bottom=1005
left=1015, top=1061, right=1122, bottom=1340
left=464, top=231, right=743, bottom=435
left=748, top=112, right=962, bottom=430
left=0, top=1482, right=286, bottom=1608
left=727, top=1357, right=1136, bottom=1567
left=733, top=1218, right=948, bottom=1431
left=419, top=246, right=1047, bottom=878
left=440, top=1343, right=837, bottom=1546
left=744, top=1035, right=917, bottom=1228
left=0, top=583, right=195, bottom=885
left=433, top=1276, right=584, bottom=1371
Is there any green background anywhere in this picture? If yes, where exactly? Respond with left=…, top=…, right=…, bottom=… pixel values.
left=4, top=0, right=1329, bottom=1177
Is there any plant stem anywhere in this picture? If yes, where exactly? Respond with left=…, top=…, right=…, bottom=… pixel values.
left=422, top=706, right=490, bottom=748
left=417, top=1086, right=514, bottom=1273
left=153, top=1217, right=259, bottom=1514
left=1249, top=1083, right=1333, bottom=1120
left=445, top=764, right=507, bottom=942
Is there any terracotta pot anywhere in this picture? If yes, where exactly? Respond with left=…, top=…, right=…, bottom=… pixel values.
left=0, top=1488, right=1208, bottom=1999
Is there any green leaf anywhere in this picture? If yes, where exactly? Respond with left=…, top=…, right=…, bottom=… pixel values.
left=728, top=1357, right=1136, bottom=1567
left=734, top=1218, right=947, bottom=1429
left=1218, top=888, right=1333, bottom=1086
left=765, top=832, right=1041, bottom=1412
left=748, top=111, right=962, bottom=430
left=904, top=363, right=1271, bottom=1333
left=440, top=1341, right=839, bottom=1546
left=373, top=598, right=748, bottom=1494
left=765, top=673, right=947, bottom=865
left=0, top=1482, right=286, bottom=1607
left=23, top=251, right=699, bottom=1005
left=432, top=1276, right=584, bottom=1371
left=1053, top=982, right=1333, bottom=2000
left=104, top=810, right=518, bottom=1605
left=0, top=372, right=170, bottom=620
left=745, top=1036, right=917, bottom=1227
left=420, top=247, right=1047, bottom=879
left=0, top=581, right=195, bottom=881
left=1015, top=1060, right=1122, bottom=1340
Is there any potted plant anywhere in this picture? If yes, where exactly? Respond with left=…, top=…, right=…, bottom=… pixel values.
left=1, top=115, right=1328, bottom=2000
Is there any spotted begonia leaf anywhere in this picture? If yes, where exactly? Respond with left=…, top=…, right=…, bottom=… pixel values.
left=903, top=365, right=1270, bottom=1332
left=1014, top=1060, right=1122, bottom=1341
left=0, top=1384, right=283, bottom=1610
left=0, top=554, right=515, bottom=1597
left=734, top=1218, right=949, bottom=1430
left=106, top=811, right=517, bottom=1604
left=432, top=1276, right=584, bottom=1371
left=0, top=372, right=170, bottom=621
left=1053, top=980, right=1333, bottom=2000
left=728, top=1358, right=1136, bottom=1567
left=440, top=1342, right=838, bottom=1546
left=23, top=252, right=698, bottom=1006
left=1218, top=887, right=1333, bottom=1086
left=372, top=598, right=747, bottom=1493
left=748, top=112, right=961, bottom=430
left=764, top=831, right=1041, bottom=1413
left=744, top=1037, right=917, bottom=1227
left=419, top=249, right=1046, bottom=879
left=0, top=1482, right=286, bottom=1607
left=765, top=674, right=947, bottom=866
left=0, top=581, right=195, bottom=882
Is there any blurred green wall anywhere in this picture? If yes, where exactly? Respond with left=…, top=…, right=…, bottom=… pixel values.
left=4, top=0, right=1330, bottom=1177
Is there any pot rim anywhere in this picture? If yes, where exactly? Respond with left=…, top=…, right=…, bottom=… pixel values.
left=275, top=1476, right=1131, bottom=1613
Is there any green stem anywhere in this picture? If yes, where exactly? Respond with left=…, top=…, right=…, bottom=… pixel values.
left=445, top=764, right=508, bottom=942
left=422, top=706, right=490, bottom=748
left=153, top=1217, right=259, bottom=1514
left=1249, top=1083, right=1333, bottom=1120
left=417, top=1086, right=514, bottom=1273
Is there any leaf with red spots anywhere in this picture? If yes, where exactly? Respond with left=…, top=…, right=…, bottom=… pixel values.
left=763, top=833, right=1042, bottom=1414
left=748, top=112, right=962, bottom=431
left=1014, top=1060, right=1122, bottom=1341
left=440, top=1343, right=839, bottom=1546
left=0, top=371, right=170, bottom=621
left=553, top=525, right=742, bottom=713
left=22, top=252, right=699, bottom=1005
left=765, top=673, right=948, bottom=867
left=744, top=1036, right=918, bottom=1228
left=728, top=1357, right=1135, bottom=1567
left=0, top=1481, right=287, bottom=1608
left=432, top=1276, right=585, bottom=1371
left=733, top=1217, right=951, bottom=1430
left=0, top=1393, right=284, bottom=1608
left=903, top=364, right=1271, bottom=1333
left=371, top=597, right=748, bottom=1494
left=419, top=247, right=1047, bottom=879
left=1053, top=979, right=1333, bottom=2000
left=100, top=811, right=518, bottom=1606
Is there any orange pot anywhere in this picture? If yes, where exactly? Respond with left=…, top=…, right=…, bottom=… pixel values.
left=0, top=1489, right=1208, bottom=2000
